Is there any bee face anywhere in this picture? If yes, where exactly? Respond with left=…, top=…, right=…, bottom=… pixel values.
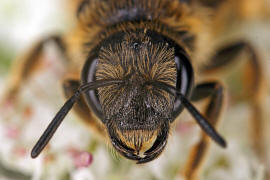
left=96, top=31, right=176, bottom=162
left=80, top=29, right=195, bottom=162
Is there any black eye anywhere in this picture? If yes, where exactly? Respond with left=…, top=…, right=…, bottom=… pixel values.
left=81, top=57, right=104, bottom=121
left=171, top=51, right=194, bottom=121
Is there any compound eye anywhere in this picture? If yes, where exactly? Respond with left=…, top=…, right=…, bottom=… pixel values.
left=81, top=57, right=104, bottom=121
left=171, top=51, right=194, bottom=120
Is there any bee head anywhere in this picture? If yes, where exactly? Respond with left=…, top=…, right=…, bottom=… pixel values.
left=31, top=31, right=226, bottom=161
left=95, top=35, right=176, bottom=163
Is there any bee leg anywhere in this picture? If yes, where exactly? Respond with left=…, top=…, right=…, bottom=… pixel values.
left=62, top=79, right=106, bottom=138
left=239, top=44, right=268, bottom=176
left=183, top=82, right=224, bottom=180
left=2, top=35, right=67, bottom=101
left=202, top=41, right=267, bottom=170
left=201, top=41, right=248, bottom=73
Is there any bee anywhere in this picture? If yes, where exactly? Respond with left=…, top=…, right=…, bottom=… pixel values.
left=2, top=0, right=269, bottom=179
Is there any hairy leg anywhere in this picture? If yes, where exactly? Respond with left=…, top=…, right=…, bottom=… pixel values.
left=183, top=82, right=224, bottom=180
left=201, top=41, right=267, bottom=176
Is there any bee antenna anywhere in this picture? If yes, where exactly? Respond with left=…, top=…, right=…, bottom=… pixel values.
left=31, top=79, right=122, bottom=158
left=151, top=82, right=227, bottom=148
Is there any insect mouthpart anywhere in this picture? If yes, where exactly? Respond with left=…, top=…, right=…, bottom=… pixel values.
left=106, top=120, right=169, bottom=164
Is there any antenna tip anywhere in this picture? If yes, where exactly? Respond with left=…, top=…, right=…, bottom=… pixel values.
left=217, top=136, right=227, bottom=148
left=31, top=148, right=39, bottom=158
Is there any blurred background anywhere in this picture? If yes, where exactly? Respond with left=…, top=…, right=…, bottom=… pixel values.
left=0, top=0, right=270, bottom=180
